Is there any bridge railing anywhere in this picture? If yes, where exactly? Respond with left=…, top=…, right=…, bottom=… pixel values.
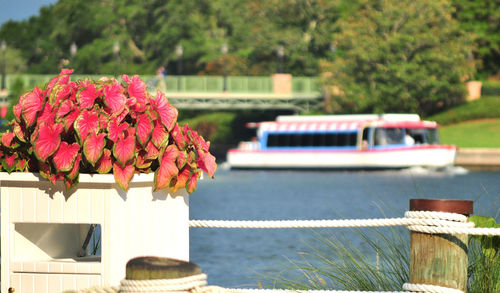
left=4, top=74, right=321, bottom=94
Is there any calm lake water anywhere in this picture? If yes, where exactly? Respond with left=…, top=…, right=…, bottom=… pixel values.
left=189, top=167, right=500, bottom=288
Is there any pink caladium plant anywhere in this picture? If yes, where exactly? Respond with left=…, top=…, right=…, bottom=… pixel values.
left=0, top=69, right=217, bottom=193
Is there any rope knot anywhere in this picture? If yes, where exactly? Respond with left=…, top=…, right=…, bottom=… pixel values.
left=404, top=211, right=474, bottom=234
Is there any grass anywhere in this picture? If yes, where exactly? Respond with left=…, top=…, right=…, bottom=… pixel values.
left=438, top=119, right=500, bottom=147
left=259, top=227, right=410, bottom=291
left=422, top=95, right=500, bottom=147
left=427, top=96, right=500, bottom=125
left=261, top=227, right=499, bottom=293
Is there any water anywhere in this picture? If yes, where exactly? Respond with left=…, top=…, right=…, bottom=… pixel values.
left=190, top=168, right=500, bottom=288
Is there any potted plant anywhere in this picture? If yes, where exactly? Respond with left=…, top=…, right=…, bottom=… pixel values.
left=0, top=68, right=216, bottom=191
left=0, top=69, right=217, bottom=292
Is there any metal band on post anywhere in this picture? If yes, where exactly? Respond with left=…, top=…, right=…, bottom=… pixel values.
left=409, top=199, right=473, bottom=293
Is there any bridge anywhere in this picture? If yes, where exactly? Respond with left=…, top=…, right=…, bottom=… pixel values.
left=4, top=74, right=324, bottom=112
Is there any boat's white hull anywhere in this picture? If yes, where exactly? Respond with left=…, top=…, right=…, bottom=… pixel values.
left=227, top=146, right=457, bottom=169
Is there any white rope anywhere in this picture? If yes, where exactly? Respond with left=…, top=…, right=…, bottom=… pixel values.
left=232, top=285, right=464, bottom=293
left=119, top=273, right=208, bottom=292
left=402, top=283, right=464, bottom=293
left=189, top=211, right=500, bottom=236
left=232, top=289, right=404, bottom=293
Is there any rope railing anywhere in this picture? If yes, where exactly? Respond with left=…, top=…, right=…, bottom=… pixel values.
left=185, top=209, right=500, bottom=293
left=78, top=204, right=499, bottom=293
left=189, top=211, right=500, bottom=236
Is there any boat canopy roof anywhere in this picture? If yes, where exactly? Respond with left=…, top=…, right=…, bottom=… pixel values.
left=252, top=114, right=438, bottom=135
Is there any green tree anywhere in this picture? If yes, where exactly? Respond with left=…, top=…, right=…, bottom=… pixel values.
left=3, top=47, right=27, bottom=73
left=322, top=0, right=475, bottom=116
left=451, top=0, right=500, bottom=79
left=243, top=0, right=342, bottom=76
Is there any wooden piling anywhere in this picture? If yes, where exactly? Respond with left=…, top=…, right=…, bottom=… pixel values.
left=125, top=256, right=201, bottom=281
left=409, top=199, right=473, bottom=292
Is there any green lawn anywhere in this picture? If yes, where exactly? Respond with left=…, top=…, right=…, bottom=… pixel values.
left=428, top=96, right=500, bottom=125
left=439, top=119, right=500, bottom=148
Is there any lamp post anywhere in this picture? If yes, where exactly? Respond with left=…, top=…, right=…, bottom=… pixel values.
left=277, top=45, right=284, bottom=74
left=330, top=42, right=337, bottom=58
left=1, top=40, right=6, bottom=90
left=70, top=42, right=77, bottom=67
left=221, top=43, right=228, bottom=92
left=113, top=41, right=120, bottom=74
left=176, top=44, right=183, bottom=91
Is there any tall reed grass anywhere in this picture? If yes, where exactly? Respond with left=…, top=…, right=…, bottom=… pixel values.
left=261, top=216, right=499, bottom=292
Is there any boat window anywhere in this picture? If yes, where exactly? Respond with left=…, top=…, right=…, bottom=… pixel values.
left=425, top=128, right=439, bottom=144
left=266, top=133, right=278, bottom=147
left=374, top=128, right=405, bottom=146
left=405, top=128, right=439, bottom=145
left=362, top=127, right=372, bottom=147
left=265, top=132, right=357, bottom=148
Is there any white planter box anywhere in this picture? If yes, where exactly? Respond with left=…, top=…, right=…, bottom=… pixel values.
left=1, top=172, right=189, bottom=293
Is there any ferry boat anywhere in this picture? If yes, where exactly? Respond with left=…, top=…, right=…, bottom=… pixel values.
left=227, top=114, right=456, bottom=169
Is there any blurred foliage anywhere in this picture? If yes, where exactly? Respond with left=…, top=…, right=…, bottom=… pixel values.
left=452, top=0, right=500, bottom=79
left=0, top=0, right=345, bottom=77
left=481, top=81, right=500, bottom=96
left=2, top=0, right=500, bottom=117
left=321, top=0, right=475, bottom=116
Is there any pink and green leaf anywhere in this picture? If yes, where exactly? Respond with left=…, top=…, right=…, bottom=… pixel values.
left=171, top=123, right=187, bottom=150
left=1, top=132, right=18, bottom=148
left=107, top=120, right=129, bottom=142
left=16, top=158, right=28, bottom=172
left=13, top=104, right=22, bottom=122
left=136, top=112, right=153, bottom=146
left=34, top=123, right=64, bottom=161
left=151, top=120, right=169, bottom=148
left=99, top=112, right=110, bottom=130
left=177, top=150, right=187, bottom=169
left=186, top=171, right=200, bottom=194
left=49, top=84, right=72, bottom=105
left=103, top=82, right=126, bottom=114
left=113, top=135, right=136, bottom=167
left=77, top=80, right=98, bottom=109
left=20, top=87, right=44, bottom=127
left=145, top=140, right=160, bottom=160
left=96, top=149, right=113, bottom=174
left=2, top=154, right=17, bottom=173
left=114, top=107, right=129, bottom=124
left=63, top=109, right=80, bottom=132
left=170, top=167, right=190, bottom=193
left=13, top=121, right=26, bottom=142
left=197, top=150, right=217, bottom=178
left=154, top=145, right=179, bottom=191
left=123, top=74, right=148, bottom=106
left=64, top=176, right=79, bottom=192
left=83, top=132, right=106, bottom=166
left=152, top=92, right=178, bottom=131
left=113, top=162, right=135, bottom=191
left=36, top=103, right=56, bottom=126
left=74, top=109, right=100, bottom=142
left=38, top=161, right=53, bottom=181
left=136, top=151, right=152, bottom=169
left=45, top=69, right=73, bottom=97
left=53, top=142, right=80, bottom=172
left=67, top=154, right=81, bottom=180
left=56, top=100, right=73, bottom=119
